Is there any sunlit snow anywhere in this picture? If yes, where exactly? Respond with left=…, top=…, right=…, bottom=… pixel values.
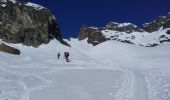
left=0, top=38, right=170, bottom=100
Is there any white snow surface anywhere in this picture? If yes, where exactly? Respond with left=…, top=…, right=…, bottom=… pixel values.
left=0, top=4, right=6, bottom=7
left=0, top=39, right=3, bottom=44
left=0, top=39, right=170, bottom=100
left=25, top=2, right=44, bottom=10
left=117, top=23, right=137, bottom=27
left=8, top=0, right=16, bottom=3
left=89, top=26, right=99, bottom=29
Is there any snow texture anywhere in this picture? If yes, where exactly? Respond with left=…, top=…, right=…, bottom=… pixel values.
left=0, top=38, right=170, bottom=100
left=0, top=4, right=6, bottom=7
left=25, top=2, right=44, bottom=10
left=101, top=27, right=170, bottom=46
left=117, top=23, right=137, bottom=28
left=89, top=26, right=99, bottom=29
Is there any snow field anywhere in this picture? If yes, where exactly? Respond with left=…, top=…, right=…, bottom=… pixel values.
left=0, top=39, right=170, bottom=100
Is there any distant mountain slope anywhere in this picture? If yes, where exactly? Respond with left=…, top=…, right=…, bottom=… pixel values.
left=78, top=12, right=170, bottom=47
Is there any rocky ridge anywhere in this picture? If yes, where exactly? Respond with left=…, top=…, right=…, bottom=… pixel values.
left=78, top=12, right=170, bottom=46
left=0, top=43, right=20, bottom=55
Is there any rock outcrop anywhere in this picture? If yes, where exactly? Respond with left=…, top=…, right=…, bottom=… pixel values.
left=78, top=26, right=107, bottom=46
left=0, top=0, right=63, bottom=47
left=143, top=13, right=170, bottom=32
left=78, top=22, right=143, bottom=46
left=104, top=22, right=144, bottom=33
left=0, top=43, right=20, bottom=55
left=78, top=12, right=170, bottom=47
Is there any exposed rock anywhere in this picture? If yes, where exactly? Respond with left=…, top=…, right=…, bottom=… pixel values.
left=78, top=22, right=143, bottom=46
left=78, top=12, right=170, bottom=47
left=143, top=13, right=170, bottom=32
left=166, top=30, right=170, bottom=35
left=159, top=35, right=170, bottom=43
left=78, top=26, right=107, bottom=46
left=0, top=43, right=20, bottom=55
left=0, top=0, right=63, bottom=47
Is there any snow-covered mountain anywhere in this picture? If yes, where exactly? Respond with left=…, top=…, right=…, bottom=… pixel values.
left=102, top=27, right=170, bottom=47
left=78, top=13, right=170, bottom=47
left=0, top=1, right=170, bottom=100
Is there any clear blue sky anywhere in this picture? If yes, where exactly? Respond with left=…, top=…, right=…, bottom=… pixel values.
left=28, top=0, right=170, bottom=38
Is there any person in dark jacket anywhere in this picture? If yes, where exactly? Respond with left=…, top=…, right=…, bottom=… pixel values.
left=57, top=52, right=61, bottom=59
left=64, top=52, right=69, bottom=62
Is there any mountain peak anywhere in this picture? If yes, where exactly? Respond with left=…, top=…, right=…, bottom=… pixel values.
left=78, top=12, right=170, bottom=47
left=143, top=12, right=170, bottom=32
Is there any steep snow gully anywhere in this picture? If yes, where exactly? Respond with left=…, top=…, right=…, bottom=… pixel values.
left=0, top=39, right=170, bottom=100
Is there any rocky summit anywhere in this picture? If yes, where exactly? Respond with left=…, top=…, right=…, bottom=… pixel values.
left=0, top=0, right=62, bottom=47
left=143, top=13, right=170, bottom=32
left=78, top=12, right=170, bottom=47
left=78, top=25, right=108, bottom=46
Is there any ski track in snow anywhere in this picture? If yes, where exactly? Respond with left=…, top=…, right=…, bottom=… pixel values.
left=133, top=69, right=149, bottom=100
left=0, top=40, right=170, bottom=100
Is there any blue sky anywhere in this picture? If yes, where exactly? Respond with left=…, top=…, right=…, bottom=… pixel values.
left=28, top=0, right=170, bottom=38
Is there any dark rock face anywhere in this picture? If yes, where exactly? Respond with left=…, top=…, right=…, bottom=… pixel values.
left=166, top=30, right=170, bottom=35
left=78, top=26, right=107, bottom=46
left=143, top=13, right=170, bottom=32
left=0, top=0, right=62, bottom=47
left=159, top=35, right=170, bottom=43
left=0, top=43, right=20, bottom=55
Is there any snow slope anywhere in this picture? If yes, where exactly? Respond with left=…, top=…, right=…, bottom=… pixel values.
left=101, top=27, right=170, bottom=47
left=0, top=39, right=170, bottom=100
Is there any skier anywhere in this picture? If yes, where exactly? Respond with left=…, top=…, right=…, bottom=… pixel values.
left=57, top=52, right=61, bottom=59
left=64, top=52, right=70, bottom=62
